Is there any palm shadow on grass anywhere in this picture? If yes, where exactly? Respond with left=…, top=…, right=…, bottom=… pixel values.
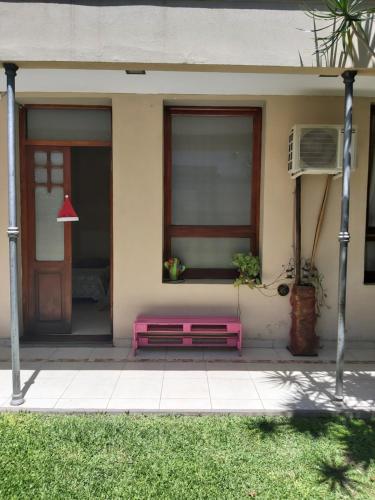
left=246, top=416, right=374, bottom=496
left=245, top=417, right=281, bottom=439
left=317, top=460, right=361, bottom=495
left=342, top=418, right=375, bottom=470
left=263, top=369, right=375, bottom=459
left=245, top=368, right=375, bottom=496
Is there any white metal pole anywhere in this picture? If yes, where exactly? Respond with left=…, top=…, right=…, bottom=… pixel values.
left=3, top=63, right=24, bottom=406
left=335, top=70, right=356, bottom=401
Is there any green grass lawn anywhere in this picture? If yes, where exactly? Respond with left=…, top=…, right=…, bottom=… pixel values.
left=0, top=414, right=375, bottom=499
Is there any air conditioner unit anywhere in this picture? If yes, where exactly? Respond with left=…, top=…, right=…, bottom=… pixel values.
left=288, top=124, right=357, bottom=178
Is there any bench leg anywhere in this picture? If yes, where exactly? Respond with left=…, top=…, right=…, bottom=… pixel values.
left=237, top=329, right=243, bottom=354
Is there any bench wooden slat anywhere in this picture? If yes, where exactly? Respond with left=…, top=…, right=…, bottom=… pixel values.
left=133, top=316, right=242, bottom=354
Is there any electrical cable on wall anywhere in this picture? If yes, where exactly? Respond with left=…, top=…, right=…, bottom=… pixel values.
left=235, top=174, right=332, bottom=320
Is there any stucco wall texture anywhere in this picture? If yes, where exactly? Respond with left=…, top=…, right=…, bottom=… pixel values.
left=111, top=93, right=374, bottom=345
left=0, top=93, right=374, bottom=345
left=0, top=1, right=374, bottom=70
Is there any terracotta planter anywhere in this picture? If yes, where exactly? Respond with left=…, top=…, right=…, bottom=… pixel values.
left=288, top=284, right=319, bottom=356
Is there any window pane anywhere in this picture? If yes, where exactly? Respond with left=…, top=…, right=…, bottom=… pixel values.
left=51, top=167, right=64, bottom=184
left=171, top=115, right=253, bottom=225
left=171, top=237, right=250, bottom=268
left=35, top=186, right=64, bottom=261
left=51, top=151, right=64, bottom=166
left=365, top=241, right=375, bottom=272
left=27, top=109, right=111, bottom=141
left=34, top=167, right=47, bottom=183
left=34, top=151, right=47, bottom=166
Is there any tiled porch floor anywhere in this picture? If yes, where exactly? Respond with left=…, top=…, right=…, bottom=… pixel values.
left=0, top=346, right=374, bottom=413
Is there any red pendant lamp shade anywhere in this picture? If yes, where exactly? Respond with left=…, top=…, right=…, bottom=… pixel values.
left=57, top=195, right=79, bottom=222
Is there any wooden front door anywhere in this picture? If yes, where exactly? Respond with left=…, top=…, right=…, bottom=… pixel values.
left=23, top=146, right=72, bottom=334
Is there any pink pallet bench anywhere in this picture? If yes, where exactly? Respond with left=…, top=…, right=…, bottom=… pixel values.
left=133, top=316, right=242, bottom=354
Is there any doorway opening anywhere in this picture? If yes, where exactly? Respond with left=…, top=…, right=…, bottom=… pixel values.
left=71, top=147, right=112, bottom=337
left=20, top=105, right=113, bottom=341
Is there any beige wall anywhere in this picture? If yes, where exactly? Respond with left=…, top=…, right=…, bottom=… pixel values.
left=112, top=93, right=375, bottom=345
left=0, top=2, right=374, bottom=70
left=0, top=97, right=10, bottom=338
left=0, top=92, right=374, bottom=344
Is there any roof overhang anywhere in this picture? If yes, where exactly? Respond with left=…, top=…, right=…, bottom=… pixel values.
left=2, top=68, right=375, bottom=98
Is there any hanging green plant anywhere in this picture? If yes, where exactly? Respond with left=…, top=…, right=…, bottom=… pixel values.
left=306, top=0, right=375, bottom=61
left=232, top=253, right=261, bottom=288
left=301, top=259, right=329, bottom=316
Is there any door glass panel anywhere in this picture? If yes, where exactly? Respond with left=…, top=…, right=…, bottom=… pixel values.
left=34, top=167, right=47, bottom=183
left=27, top=109, right=112, bottom=141
left=51, top=167, right=64, bottom=184
left=51, top=151, right=64, bottom=166
left=171, top=115, right=253, bottom=225
left=34, top=151, right=47, bottom=166
left=171, top=237, right=250, bottom=268
left=35, top=186, right=64, bottom=261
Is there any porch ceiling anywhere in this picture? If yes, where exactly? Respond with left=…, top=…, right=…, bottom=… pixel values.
left=1, top=69, right=375, bottom=97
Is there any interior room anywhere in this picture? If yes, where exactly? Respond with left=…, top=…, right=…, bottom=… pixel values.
left=71, top=147, right=112, bottom=336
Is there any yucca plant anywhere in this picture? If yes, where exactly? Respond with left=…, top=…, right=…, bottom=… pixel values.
left=306, top=0, right=375, bottom=62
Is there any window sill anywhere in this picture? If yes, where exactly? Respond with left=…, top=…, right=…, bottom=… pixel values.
left=163, top=279, right=234, bottom=285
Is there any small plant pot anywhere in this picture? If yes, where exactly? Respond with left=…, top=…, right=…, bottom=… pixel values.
left=164, top=258, right=186, bottom=283
left=288, top=284, right=319, bottom=356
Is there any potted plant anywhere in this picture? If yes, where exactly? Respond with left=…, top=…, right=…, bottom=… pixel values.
left=232, top=253, right=261, bottom=288
left=164, top=257, right=186, bottom=282
left=289, top=262, right=320, bottom=356
left=231, top=252, right=323, bottom=355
